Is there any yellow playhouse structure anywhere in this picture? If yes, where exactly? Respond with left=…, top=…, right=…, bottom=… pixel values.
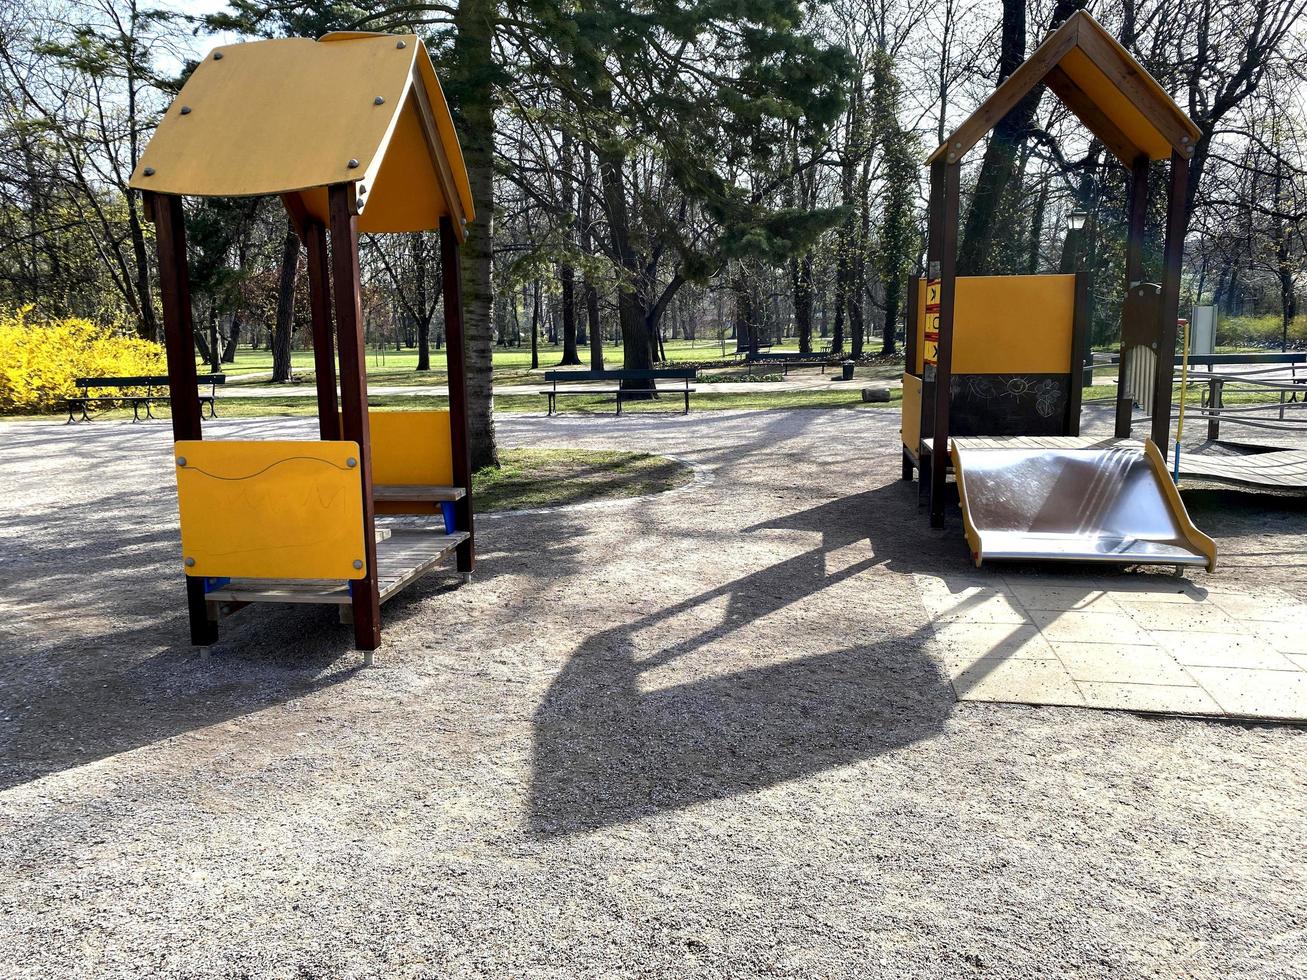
left=900, top=11, right=1216, bottom=572
left=130, top=32, right=477, bottom=659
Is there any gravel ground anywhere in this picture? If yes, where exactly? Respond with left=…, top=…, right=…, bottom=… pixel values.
left=0, top=406, right=1304, bottom=978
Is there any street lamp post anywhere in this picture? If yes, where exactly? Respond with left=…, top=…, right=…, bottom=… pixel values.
left=1065, top=210, right=1094, bottom=387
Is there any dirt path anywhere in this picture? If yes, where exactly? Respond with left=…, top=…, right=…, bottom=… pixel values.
left=0, top=407, right=1303, bottom=978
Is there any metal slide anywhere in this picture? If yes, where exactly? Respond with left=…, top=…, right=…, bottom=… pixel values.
left=951, top=439, right=1217, bottom=571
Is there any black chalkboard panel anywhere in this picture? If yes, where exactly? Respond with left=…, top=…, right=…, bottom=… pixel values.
left=949, top=373, right=1071, bottom=437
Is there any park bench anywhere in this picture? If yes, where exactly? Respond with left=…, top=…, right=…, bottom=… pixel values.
left=540, top=368, right=697, bottom=415
left=744, top=350, right=837, bottom=375
left=66, top=374, right=225, bottom=423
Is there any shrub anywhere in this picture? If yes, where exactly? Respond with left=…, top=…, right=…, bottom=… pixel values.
left=1217, top=314, right=1307, bottom=351
left=0, top=307, right=165, bottom=414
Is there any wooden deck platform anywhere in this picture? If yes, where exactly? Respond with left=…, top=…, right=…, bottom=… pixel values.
left=372, top=484, right=465, bottom=503
left=205, top=529, right=469, bottom=609
left=921, top=435, right=1307, bottom=492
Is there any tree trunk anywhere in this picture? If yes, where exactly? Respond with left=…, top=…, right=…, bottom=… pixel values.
left=415, top=236, right=431, bottom=371
left=271, top=222, right=300, bottom=383
left=957, top=0, right=1078, bottom=275
left=531, top=279, right=540, bottom=369
left=452, top=0, right=498, bottom=469
left=595, top=135, right=654, bottom=385
left=559, top=264, right=580, bottom=364
left=791, top=252, right=814, bottom=354
left=586, top=282, right=603, bottom=370
left=882, top=276, right=902, bottom=357
left=222, top=316, right=241, bottom=362
left=126, top=195, right=158, bottom=341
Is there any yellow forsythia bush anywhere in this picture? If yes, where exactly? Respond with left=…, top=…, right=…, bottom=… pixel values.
left=0, top=307, right=166, bottom=414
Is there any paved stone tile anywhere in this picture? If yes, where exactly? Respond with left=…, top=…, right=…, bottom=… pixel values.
left=1187, top=667, right=1307, bottom=720
left=1252, top=622, right=1307, bottom=656
left=947, top=657, right=1084, bottom=707
left=1052, top=643, right=1196, bottom=686
left=1113, top=600, right=1242, bottom=634
left=1078, top=681, right=1223, bottom=716
left=1204, top=592, right=1307, bottom=624
left=1097, top=583, right=1211, bottom=604
left=930, top=622, right=1054, bottom=660
left=1078, top=577, right=1209, bottom=601
left=1028, top=608, right=1152, bottom=645
left=1153, top=631, right=1300, bottom=671
left=1003, top=584, right=1120, bottom=612
left=924, top=593, right=1029, bottom=624
left=918, top=571, right=1307, bottom=721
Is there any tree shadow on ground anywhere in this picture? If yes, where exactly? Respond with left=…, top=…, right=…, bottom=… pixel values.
left=528, top=482, right=958, bottom=838
left=0, top=496, right=481, bottom=792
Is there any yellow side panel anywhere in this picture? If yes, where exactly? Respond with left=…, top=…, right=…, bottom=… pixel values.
left=913, top=278, right=927, bottom=374
left=1059, top=47, right=1173, bottom=162
left=955, top=275, right=1076, bottom=375
left=174, top=440, right=366, bottom=580
left=914, top=275, right=1074, bottom=375
left=363, top=410, right=453, bottom=485
left=364, top=410, right=454, bottom=515
left=901, top=373, right=922, bottom=453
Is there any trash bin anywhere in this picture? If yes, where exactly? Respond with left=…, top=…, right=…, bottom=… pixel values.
left=841, top=360, right=855, bottom=381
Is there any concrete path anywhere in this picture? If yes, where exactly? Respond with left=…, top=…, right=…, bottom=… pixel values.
left=0, top=406, right=1304, bottom=976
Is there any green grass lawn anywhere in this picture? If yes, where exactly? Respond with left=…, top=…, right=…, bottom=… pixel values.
left=473, top=449, right=693, bottom=510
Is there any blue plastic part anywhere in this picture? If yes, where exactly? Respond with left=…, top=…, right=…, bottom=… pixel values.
left=441, top=500, right=456, bottom=534
left=203, top=576, right=231, bottom=594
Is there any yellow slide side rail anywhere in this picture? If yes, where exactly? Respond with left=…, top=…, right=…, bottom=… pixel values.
left=1143, top=439, right=1217, bottom=572
left=174, top=440, right=367, bottom=580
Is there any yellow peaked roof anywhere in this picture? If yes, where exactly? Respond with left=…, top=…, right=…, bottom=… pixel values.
left=928, top=11, right=1201, bottom=167
left=129, top=32, right=475, bottom=237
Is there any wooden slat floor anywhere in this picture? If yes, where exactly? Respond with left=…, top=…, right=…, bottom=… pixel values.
left=205, top=530, right=468, bottom=607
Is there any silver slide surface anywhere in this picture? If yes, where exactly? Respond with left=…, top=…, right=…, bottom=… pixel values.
left=951, top=440, right=1216, bottom=570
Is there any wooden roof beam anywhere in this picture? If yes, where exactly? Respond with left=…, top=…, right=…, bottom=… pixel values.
left=1044, top=65, right=1143, bottom=167
left=927, top=17, right=1080, bottom=165
left=409, top=67, right=467, bottom=241
left=1072, top=16, right=1198, bottom=158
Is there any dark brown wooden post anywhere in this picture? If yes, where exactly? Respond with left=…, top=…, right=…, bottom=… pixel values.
left=1116, top=156, right=1150, bottom=438
left=328, top=184, right=381, bottom=652
left=305, top=219, right=339, bottom=441
left=1152, top=150, right=1189, bottom=448
left=1067, top=268, right=1091, bottom=436
left=918, top=162, right=946, bottom=506
left=149, top=191, right=218, bottom=647
left=440, top=215, right=475, bottom=576
left=929, top=161, right=960, bottom=528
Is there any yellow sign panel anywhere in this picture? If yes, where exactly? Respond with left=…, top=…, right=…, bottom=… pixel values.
left=174, top=440, right=366, bottom=580
left=924, top=284, right=941, bottom=366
